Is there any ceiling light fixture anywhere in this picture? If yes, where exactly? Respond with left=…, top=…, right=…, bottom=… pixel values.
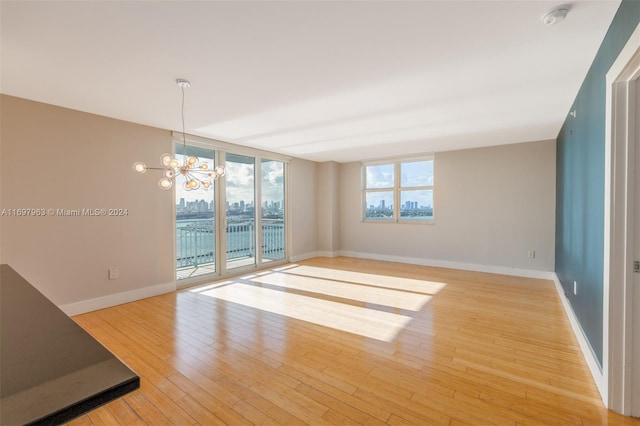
left=133, top=79, right=225, bottom=190
left=541, top=5, right=570, bottom=26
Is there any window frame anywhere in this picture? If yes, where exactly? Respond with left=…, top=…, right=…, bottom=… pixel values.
left=361, top=155, right=434, bottom=224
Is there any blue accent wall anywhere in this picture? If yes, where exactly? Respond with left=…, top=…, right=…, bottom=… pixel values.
left=556, top=0, right=639, bottom=366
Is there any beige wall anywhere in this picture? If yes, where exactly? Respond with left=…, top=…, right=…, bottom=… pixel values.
left=289, top=158, right=318, bottom=258
left=0, top=95, right=320, bottom=308
left=317, top=161, right=340, bottom=254
left=339, top=140, right=557, bottom=272
left=0, top=95, right=176, bottom=305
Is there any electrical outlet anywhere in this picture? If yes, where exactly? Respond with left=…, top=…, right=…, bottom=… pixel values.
left=528, top=250, right=536, bottom=259
left=573, top=280, right=577, bottom=295
left=109, top=267, right=118, bottom=280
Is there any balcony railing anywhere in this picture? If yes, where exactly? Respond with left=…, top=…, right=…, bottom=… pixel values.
left=176, top=219, right=285, bottom=271
left=176, top=219, right=214, bottom=269
left=261, top=219, right=286, bottom=260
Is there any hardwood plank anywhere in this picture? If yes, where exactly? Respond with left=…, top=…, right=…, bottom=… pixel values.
left=64, top=414, right=94, bottom=426
left=122, top=393, right=172, bottom=425
left=86, top=405, right=123, bottom=426
left=104, top=398, right=146, bottom=426
left=66, top=256, right=640, bottom=426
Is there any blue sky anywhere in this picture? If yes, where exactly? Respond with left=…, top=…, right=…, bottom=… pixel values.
left=365, top=160, right=433, bottom=209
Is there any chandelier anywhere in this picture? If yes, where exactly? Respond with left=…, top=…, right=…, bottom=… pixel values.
left=133, top=79, right=225, bottom=190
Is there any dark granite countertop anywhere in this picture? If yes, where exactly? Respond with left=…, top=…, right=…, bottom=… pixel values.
left=0, top=264, right=139, bottom=425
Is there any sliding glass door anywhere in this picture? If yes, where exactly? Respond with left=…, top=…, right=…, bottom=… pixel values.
left=175, top=142, right=287, bottom=282
left=224, top=154, right=256, bottom=271
left=175, top=144, right=216, bottom=280
left=261, top=159, right=285, bottom=262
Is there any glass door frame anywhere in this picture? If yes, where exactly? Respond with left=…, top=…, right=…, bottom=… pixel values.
left=173, top=141, right=218, bottom=282
left=174, top=135, right=290, bottom=289
left=218, top=150, right=262, bottom=276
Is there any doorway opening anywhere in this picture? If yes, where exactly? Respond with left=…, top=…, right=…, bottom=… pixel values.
left=603, top=23, right=640, bottom=417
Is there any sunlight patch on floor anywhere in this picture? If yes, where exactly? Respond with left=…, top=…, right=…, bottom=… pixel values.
left=188, top=281, right=234, bottom=294
left=286, top=265, right=446, bottom=295
left=250, top=272, right=431, bottom=311
left=198, top=282, right=412, bottom=341
left=187, top=264, right=448, bottom=342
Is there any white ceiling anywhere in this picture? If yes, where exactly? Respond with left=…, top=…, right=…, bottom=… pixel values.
left=1, top=1, right=620, bottom=163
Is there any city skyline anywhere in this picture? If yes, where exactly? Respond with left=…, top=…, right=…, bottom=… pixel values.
left=177, top=197, right=284, bottom=217
left=175, top=154, right=285, bottom=210
left=366, top=199, right=433, bottom=211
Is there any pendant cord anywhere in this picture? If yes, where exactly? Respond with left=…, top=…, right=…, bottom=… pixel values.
left=181, top=85, right=187, bottom=166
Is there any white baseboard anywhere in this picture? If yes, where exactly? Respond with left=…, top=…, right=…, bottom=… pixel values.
left=317, top=250, right=339, bottom=258
left=290, top=251, right=340, bottom=262
left=59, top=281, right=176, bottom=316
left=550, top=273, right=605, bottom=401
left=290, top=251, right=319, bottom=262
left=337, top=250, right=556, bottom=280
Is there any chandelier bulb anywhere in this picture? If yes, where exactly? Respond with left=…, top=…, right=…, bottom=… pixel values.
left=160, top=153, right=173, bottom=167
left=133, top=161, right=147, bottom=173
left=158, top=177, right=173, bottom=190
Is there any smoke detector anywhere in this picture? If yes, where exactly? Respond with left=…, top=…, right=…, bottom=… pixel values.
left=541, top=6, right=570, bottom=26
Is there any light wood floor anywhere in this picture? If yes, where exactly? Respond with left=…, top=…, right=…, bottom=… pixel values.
left=68, top=257, right=640, bottom=425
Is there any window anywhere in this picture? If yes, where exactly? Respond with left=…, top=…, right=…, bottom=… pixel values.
left=362, top=156, right=434, bottom=223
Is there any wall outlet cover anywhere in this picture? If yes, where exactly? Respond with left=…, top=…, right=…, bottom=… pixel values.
left=109, top=268, right=118, bottom=280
